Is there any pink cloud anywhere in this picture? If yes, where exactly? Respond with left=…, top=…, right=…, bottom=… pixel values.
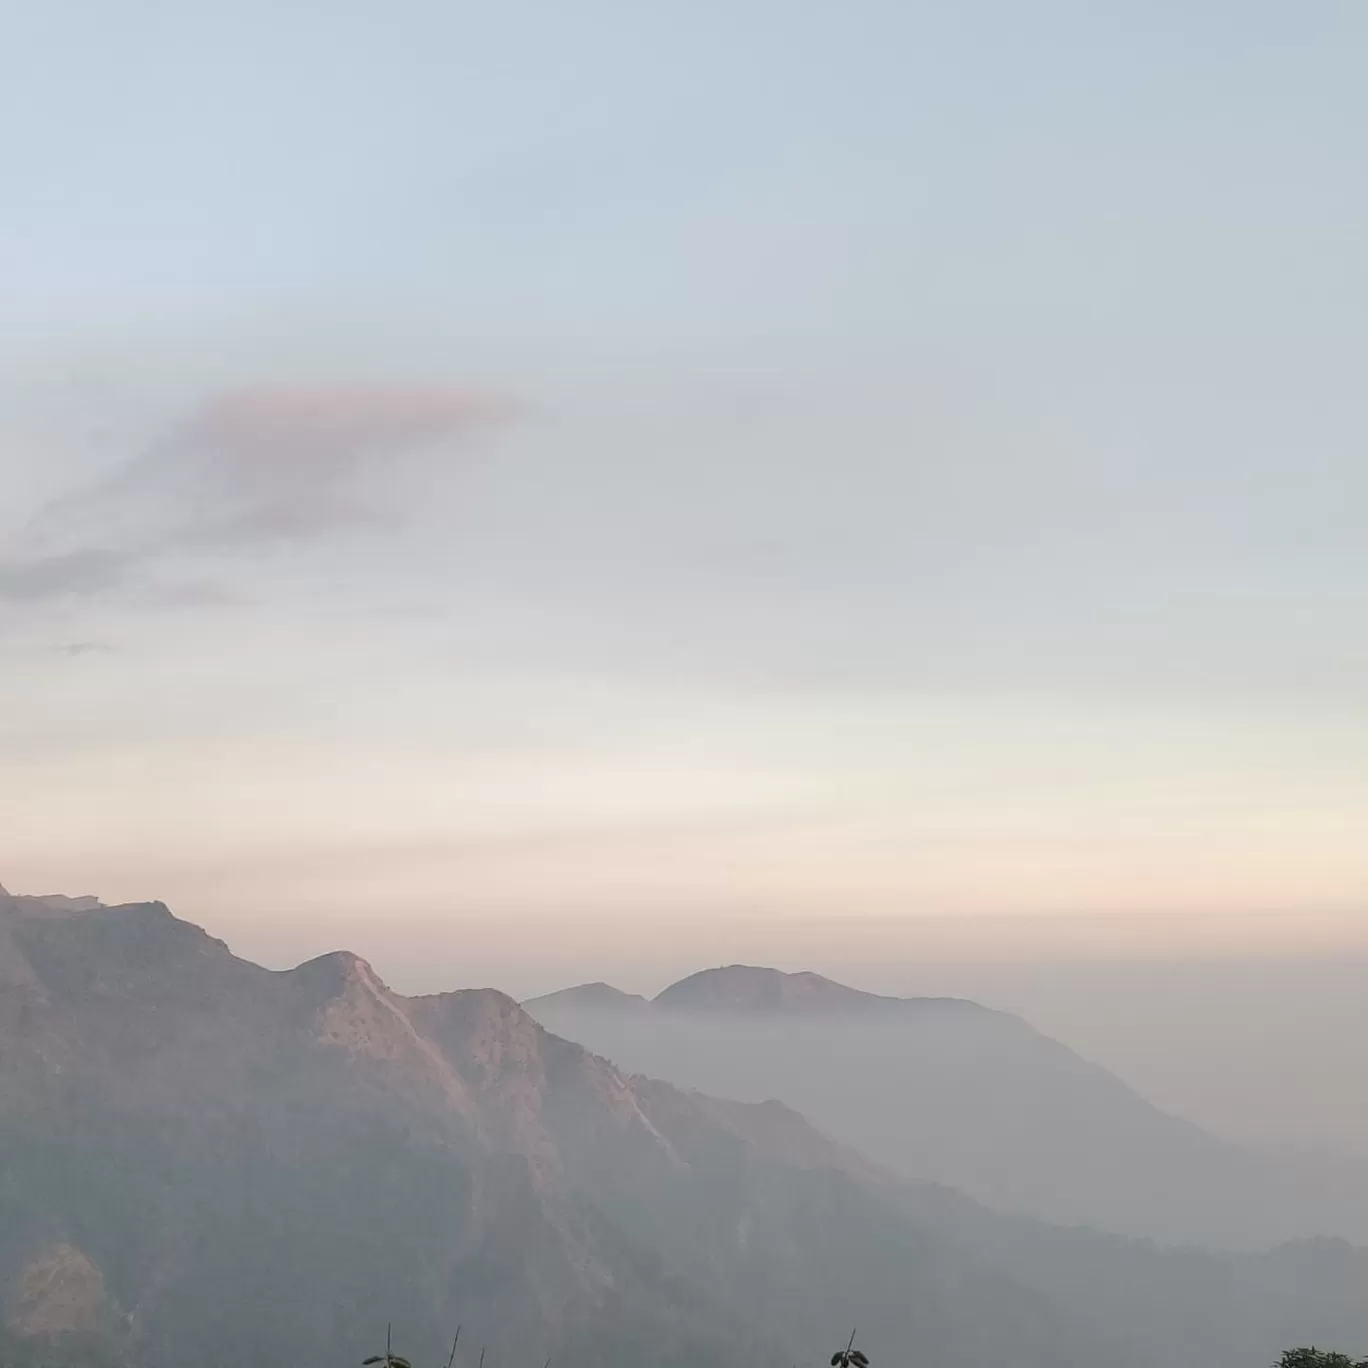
left=9, top=382, right=521, bottom=596
left=180, top=385, right=511, bottom=480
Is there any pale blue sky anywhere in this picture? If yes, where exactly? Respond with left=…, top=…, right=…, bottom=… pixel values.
left=2, top=1, right=1366, bottom=969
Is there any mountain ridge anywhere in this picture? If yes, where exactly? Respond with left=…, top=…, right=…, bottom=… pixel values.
left=528, top=964, right=986, bottom=1015
left=526, top=963, right=1368, bottom=1249
left=5, top=886, right=1368, bottom=1368
left=0, top=889, right=1133, bottom=1368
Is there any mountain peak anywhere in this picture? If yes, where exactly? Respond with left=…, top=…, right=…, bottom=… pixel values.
left=523, top=981, right=650, bottom=1012
left=291, top=947, right=380, bottom=987
left=288, top=950, right=406, bottom=1038
left=653, top=964, right=885, bottom=1011
left=0, top=884, right=105, bottom=917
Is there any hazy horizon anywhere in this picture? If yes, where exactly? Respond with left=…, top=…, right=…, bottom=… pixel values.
left=5, top=4, right=1367, bottom=968
left=13, top=876, right=1368, bottom=1161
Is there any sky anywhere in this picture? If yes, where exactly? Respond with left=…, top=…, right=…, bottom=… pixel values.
left=3, top=1, right=1367, bottom=990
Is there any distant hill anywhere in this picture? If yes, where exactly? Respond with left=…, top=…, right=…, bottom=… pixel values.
left=654, top=964, right=890, bottom=1010
left=530, top=980, right=651, bottom=1012
left=4, top=888, right=1368, bottom=1368
left=527, top=964, right=1368, bottom=1248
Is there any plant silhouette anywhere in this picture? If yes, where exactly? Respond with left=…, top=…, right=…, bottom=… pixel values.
left=363, top=1324, right=411, bottom=1368
left=830, top=1329, right=869, bottom=1368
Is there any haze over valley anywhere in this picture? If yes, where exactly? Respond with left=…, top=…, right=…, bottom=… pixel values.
left=526, top=965, right=1368, bottom=1249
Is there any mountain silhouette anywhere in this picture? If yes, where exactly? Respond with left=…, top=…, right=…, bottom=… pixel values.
left=4, top=892, right=1368, bottom=1368
left=527, top=964, right=1368, bottom=1248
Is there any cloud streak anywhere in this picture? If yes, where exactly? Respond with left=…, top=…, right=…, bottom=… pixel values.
left=154, top=386, right=509, bottom=542
left=0, top=548, right=129, bottom=603
left=6, top=382, right=512, bottom=606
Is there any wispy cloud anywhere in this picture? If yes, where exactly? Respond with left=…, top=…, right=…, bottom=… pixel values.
left=51, top=640, right=115, bottom=657
left=0, top=548, right=129, bottom=602
left=6, top=383, right=512, bottom=605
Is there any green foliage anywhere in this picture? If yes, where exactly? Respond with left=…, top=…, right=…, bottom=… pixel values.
left=1278, top=1350, right=1368, bottom=1368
